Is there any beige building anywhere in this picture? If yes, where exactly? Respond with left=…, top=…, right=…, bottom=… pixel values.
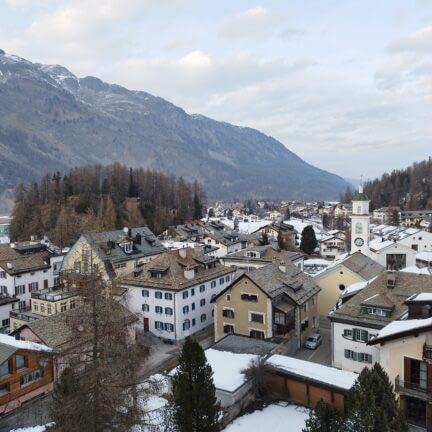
left=369, top=293, right=432, bottom=431
left=61, top=226, right=165, bottom=282
left=314, top=251, right=384, bottom=316
left=213, top=261, right=320, bottom=349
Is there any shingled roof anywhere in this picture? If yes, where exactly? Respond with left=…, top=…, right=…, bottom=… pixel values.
left=228, top=245, right=305, bottom=263
left=0, top=243, right=52, bottom=275
left=330, top=271, right=432, bottom=329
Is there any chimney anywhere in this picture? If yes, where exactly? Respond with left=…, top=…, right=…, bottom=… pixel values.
left=7, top=262, right=13, bottom=270
left=135, top=233, right=142, bottom=244
left=279, top=261, right=286, bottom=273
left=184, top=266, right=195, bottom=280
left=123, top=227, right=129, bottom=235
left=179, top=248, right=187, bottom=259
left=386, top=270, right=396, bottom=289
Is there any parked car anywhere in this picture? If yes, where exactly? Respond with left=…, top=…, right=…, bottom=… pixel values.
left=304, top=333, right=322, bottom=349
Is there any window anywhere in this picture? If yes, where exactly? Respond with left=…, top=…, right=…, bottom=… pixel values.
left=241, top=293, right=258, bottom=302
left=183, top=305, right=189, bottom=314
left=211, top=281, right=216, bottom=288
left=0, top=271, right=6, bottom=279
left=1, top=318, right=9, bottom=327
left=16, top=355, right=27, bottom=370
left=199, top=285, right=205, bottom=293
left=224, top=324, right=234, bottom=334
left=250, top=330, right=265, bottom=340
left=355, top=222, right=362, bottom=234
left=0, top=360, right=11, bottom=377
left=70, top=299, right=76, bottom=309
left=28, top=282, right=38, bottom=292
left=191, top=288, right=195, bottom=296
left=20, top=369, right=43, bottom=387
left=0, top=383, right=9, bottom=395
left=40, top=303, right=45, bottom=313
left=225, top=275, right=230, bottom=283
left=303, top=303, right=308, bottom=312
left=223, top=309, right=235, bottom=319
left=343, top=329, right=353, bottom=338
left=142, top=290, right=149, bottom=297
left=312, top=295, right=317, bottom=305
left=47, top=304, right=52, bottom=315
left=19, top=300, right=26, bottom=310
left=155, top=306, right=163, bottom=314
left=200, top=314, right=206, bottom=322
left=74, top=261, right=81, bottom=273
left=164, top=323, right=174, bottom=332
left=226, top=294, right=231, bottom=301
left=155, top=321, right=163, bottom=330
left=15, top=285, right=25, bottom=295
left=165, top=307, right=173, bottom=315
left=191, top=302, right=195, bottom=311
left=34, top=302, right=39, bottom=312
left=164, top=293, right=173, bottom=300
left=364, top=307, right=390, bottom=317
left=0, top=286, right=6, bottom=294
left=352, top=328, right=368, bottom=342
left=123, top=242, right=133, bottom=253
left=183, top=319, right=190, bottom=331
left=192, top=318, right=196, bottom=326
left=251, top=313, right=264, bottom=323
left=155, top=291, right=163, bottom=299
left=219, top=278, right=224, bottom=285
left=182, top=291, right=189, bottom=299
left=60, top=302, right=67, bottom=312
left=142, top=304, right=149, bottom=312
left=200, top=299, right=206, bottom=307
left=344, top=350, right=372, bottom=363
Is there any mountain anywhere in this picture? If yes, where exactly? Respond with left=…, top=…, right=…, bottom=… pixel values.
left=0, top=49, right=349, bottom=207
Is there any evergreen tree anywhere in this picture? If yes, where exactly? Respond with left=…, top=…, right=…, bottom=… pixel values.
left=277, top=230, right=285, bottom=250
left=241, top=357, right=276, bottom=406
left=285, top=207, right=291, bottom=220
left=389, top=209, right=400, bottom=227
left=344, top=363, right=407, bottom=432
left=322, top=213, right=330, bottom=229
left=303, top=399, right=343, bottom=432
left=300, top=226, right=317, bottom=255
left=260, top=232, right=269, bottom=246
left=168, top=337, right=221, bottom=432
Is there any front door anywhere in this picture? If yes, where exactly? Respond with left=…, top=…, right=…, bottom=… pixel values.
left=44, top=279, right=48, bottom=289
left=143, top=318, right=149, bottom=332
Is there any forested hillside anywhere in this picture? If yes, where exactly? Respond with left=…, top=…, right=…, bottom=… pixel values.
left=364, top=158, right=432, bottom=210
left=9, top=163, right=204, bottom=246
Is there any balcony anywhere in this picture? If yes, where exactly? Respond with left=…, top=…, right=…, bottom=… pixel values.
left=273, top=321, right=295, bottom=336
left=423, top=344, right=432, bottom=361
left=395, top=375, right=432, bottom=401
left=32, top=286, right=80, bottom=302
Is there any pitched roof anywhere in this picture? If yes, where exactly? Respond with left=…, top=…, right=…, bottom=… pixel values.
left=330, top=271, right=432, bottom=328
left=119, top=248, right=234, bottom=290
left=0, top=334, right=52, bottom=365
left=227, top=245, right=305, bottom=263
left=82, top=226, right=165, bottom=264
left=0, top=243, right=52, bottom=275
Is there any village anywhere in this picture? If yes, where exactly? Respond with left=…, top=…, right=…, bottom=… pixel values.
left=0, top=185, right=431, bottom=431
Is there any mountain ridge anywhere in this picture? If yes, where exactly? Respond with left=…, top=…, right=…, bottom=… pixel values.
left=0, top=50, right=349, bottom=206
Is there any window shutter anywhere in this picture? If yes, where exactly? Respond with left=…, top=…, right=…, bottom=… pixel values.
left=353, top=352, right=358, bottom=361
left=353, top=329, right=357, bottom=341
left=344, top=349, right=349, bottom=359
left=368, top=355, right=372, bottom=364
left=404, top=357, right=411, bottom=382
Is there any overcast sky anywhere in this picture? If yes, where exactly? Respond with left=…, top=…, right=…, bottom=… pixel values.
left=1, top=0, right=431, bottom=181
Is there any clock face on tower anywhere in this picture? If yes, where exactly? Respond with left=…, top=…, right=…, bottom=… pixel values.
left=354, top=237, right=364, bottom=247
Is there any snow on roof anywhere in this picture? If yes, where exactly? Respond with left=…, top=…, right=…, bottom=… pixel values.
left=205, top=349, right=257, bottom=392
left=369, top=238, right=394, bottom=251
left=267, top=355, right=357, bottom=390
left=10, top=425, right=54, bottom=432
left=304, top=258, right=332, bottom=266
left=401, top=266, right=432, bottom=275
left=223, top=403, right=309, bottom=432
left=417, top=252, right=432, bottom=262
left=374, top=317, right=432, bottom=340
left=408, top=293, right=432, bottom=302
left=161, top=240, right=197, bottom=250
left=341, top=277, right=378, bottom=297
left=0, top=333, right=52, bottom=352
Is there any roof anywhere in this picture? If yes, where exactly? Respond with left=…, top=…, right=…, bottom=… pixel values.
left=352, top=192, right=369, bottom=201
left=330, top=271, right=432, bottom=328
left=0, top=243, right=52, bottom=275
left=417, top=252, right=432, bottom=262
left=0, top=334, right=52, bottom=365
left=216, top=261, right=320, bottom=306
left=119, top=248, right=234, bottom=291
left=211, top=334, right=278, bottom=356
left=268, top=354, right=358, bottom=391
left=13, top=298, right=138, bottom=350
left=226, top=245, right=305, bottom=263
left=80, top=226, right=165, bottom=265
left=315, top=251, right=384, bottom=281
left=368, top=317, right=432, bottom=345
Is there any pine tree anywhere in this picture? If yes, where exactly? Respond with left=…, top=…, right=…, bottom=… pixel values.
left=168, top=338, right=221, bottom=432
left=344, top=363, right=407, bottom=432
left=277, top=230, right=285, bottom=250
left=260, top=232, right=269, bottom=246
left=300, top=226, right=317, bottom=255
left=303, top=399, right=343, bottom=432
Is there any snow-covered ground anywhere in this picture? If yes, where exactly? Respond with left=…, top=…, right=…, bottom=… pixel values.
left=223, top=403, right=309, bottom=432
left=11, top=425, right=53, bottom=432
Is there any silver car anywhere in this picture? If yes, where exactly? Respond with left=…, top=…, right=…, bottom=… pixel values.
left=304, top=333, right=322, bottom=349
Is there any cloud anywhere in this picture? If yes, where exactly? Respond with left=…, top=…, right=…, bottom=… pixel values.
left=388, top=25, right=432, bottom=54
left=220, top=6, right=274, bottom=40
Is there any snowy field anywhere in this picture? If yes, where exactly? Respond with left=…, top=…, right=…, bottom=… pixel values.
left=223, top=403, right=309, bottom=432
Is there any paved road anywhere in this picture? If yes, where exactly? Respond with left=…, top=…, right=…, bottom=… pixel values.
left=293, top=316, right=332, bottom=366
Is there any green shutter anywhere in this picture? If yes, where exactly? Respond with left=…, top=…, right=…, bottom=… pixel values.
left=368, top=355, right=373, bottom=364
left=353, top=352, right=358, bottom=361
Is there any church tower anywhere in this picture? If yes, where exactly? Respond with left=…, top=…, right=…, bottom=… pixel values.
left=350, top=183, right=370, bottom=255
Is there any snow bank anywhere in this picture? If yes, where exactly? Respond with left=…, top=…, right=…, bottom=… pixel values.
left=268, top=355, right=357, bottom=390
left=224, top=403, right=309, bottom=432
left=10, top=424, right=54, bottom=432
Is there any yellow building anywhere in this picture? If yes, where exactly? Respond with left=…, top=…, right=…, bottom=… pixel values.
left=369, top=293, right=432, bottom=431
left=314, top=251, right=384, bottom=316
left=213, top=261, right=320, bottom=349
left=9, top=287, right=82, bottom=332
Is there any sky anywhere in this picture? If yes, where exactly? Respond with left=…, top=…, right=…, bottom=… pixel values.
left=0, top=0, right=431, bottom=181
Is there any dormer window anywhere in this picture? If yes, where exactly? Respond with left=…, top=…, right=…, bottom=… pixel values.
left=123, top=242, right=133, bottom=253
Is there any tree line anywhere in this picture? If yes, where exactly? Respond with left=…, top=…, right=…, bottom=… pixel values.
left=363, top=157, right=432, bottom=211
left=10, top=163, right=205, bottom=246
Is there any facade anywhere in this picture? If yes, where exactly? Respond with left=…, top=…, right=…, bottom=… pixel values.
left=0, top=296, right=19, bottom=333
left=219, top=245, right=305, bottom=272
left=118, top=248, right=236, bottom=341
left=372, top=206, right=400, bottom=224
left=330, top=271, right=432, bottom=373
left=368, top=238, right=416, bottom=270
left=400, top=210, right=432, bottom=227
left=0, top=334, right=54, bottom=414
left=314, top=251, right=384, bottom=316
left=213, top=262, right=320, bottom=348
left=0, top=242, right=64, bottom=312
left=393, top=229, right=432, bottom=252
left=320, top=232, right=346, bottom=259
left=61, top=226, right=165, bottom=282
left=350, top=186, right=370, bottom=255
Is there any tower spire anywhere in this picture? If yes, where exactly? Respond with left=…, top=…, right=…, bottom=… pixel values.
left=359, top=174, right=363, bottom=194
